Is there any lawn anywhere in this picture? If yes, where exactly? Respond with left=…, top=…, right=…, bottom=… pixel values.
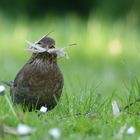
left=0, top=13, right=140, bottom=140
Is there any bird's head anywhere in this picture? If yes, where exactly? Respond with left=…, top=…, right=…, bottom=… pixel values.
left=26, top=35, right=57, bottom=60
left=26, top=35, right=75, bottom=60
left=34, top=36, right=57, bottom=61
left=35, top=36, right=55, bottom=50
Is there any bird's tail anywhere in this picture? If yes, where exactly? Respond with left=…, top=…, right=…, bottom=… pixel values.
left=1, top=81, right=14, bottom=87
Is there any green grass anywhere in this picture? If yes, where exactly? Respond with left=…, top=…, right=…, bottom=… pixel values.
left=0, top=13, right=140, bottom=139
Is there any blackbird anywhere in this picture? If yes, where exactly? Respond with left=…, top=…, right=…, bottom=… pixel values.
left=5, top=36, right=64, bottom=111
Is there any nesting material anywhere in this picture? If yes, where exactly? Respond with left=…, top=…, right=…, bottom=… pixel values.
left=25, top=39, right=75, bottom=59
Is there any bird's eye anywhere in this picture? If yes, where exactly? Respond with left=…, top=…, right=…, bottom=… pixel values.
left=37, top=42, right=41, bottom=45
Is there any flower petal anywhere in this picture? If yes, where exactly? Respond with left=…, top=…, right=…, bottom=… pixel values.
left=49, top=128, right=61, bottom=138
left=112, top=100, right=121, bottom=117
left=127, top=126, right=135, bottom=135
left=0, top=85, right=5, bottom=95
left=40, top=106, right=47, bottom=113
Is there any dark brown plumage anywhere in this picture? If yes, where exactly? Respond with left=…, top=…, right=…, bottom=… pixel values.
left=9, top=36, right=64, bottom=111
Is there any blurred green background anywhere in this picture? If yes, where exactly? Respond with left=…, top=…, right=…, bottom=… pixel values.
left=0, top=0, right=140, bottom=96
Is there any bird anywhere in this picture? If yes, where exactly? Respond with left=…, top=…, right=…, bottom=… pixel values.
left=3, top=35, right=64, bottom=111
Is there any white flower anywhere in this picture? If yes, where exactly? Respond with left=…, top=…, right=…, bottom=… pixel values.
left=49, top=128, right=61, bottom=138
left=0, top=85, right=5, bottom=95
left=127, top=126, right=135, bottom=135
left=17, top=124, right=34, bottom=136
left=112, top=100, right=121, bottom=117
left=40, top=106, right=47, bottom=112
